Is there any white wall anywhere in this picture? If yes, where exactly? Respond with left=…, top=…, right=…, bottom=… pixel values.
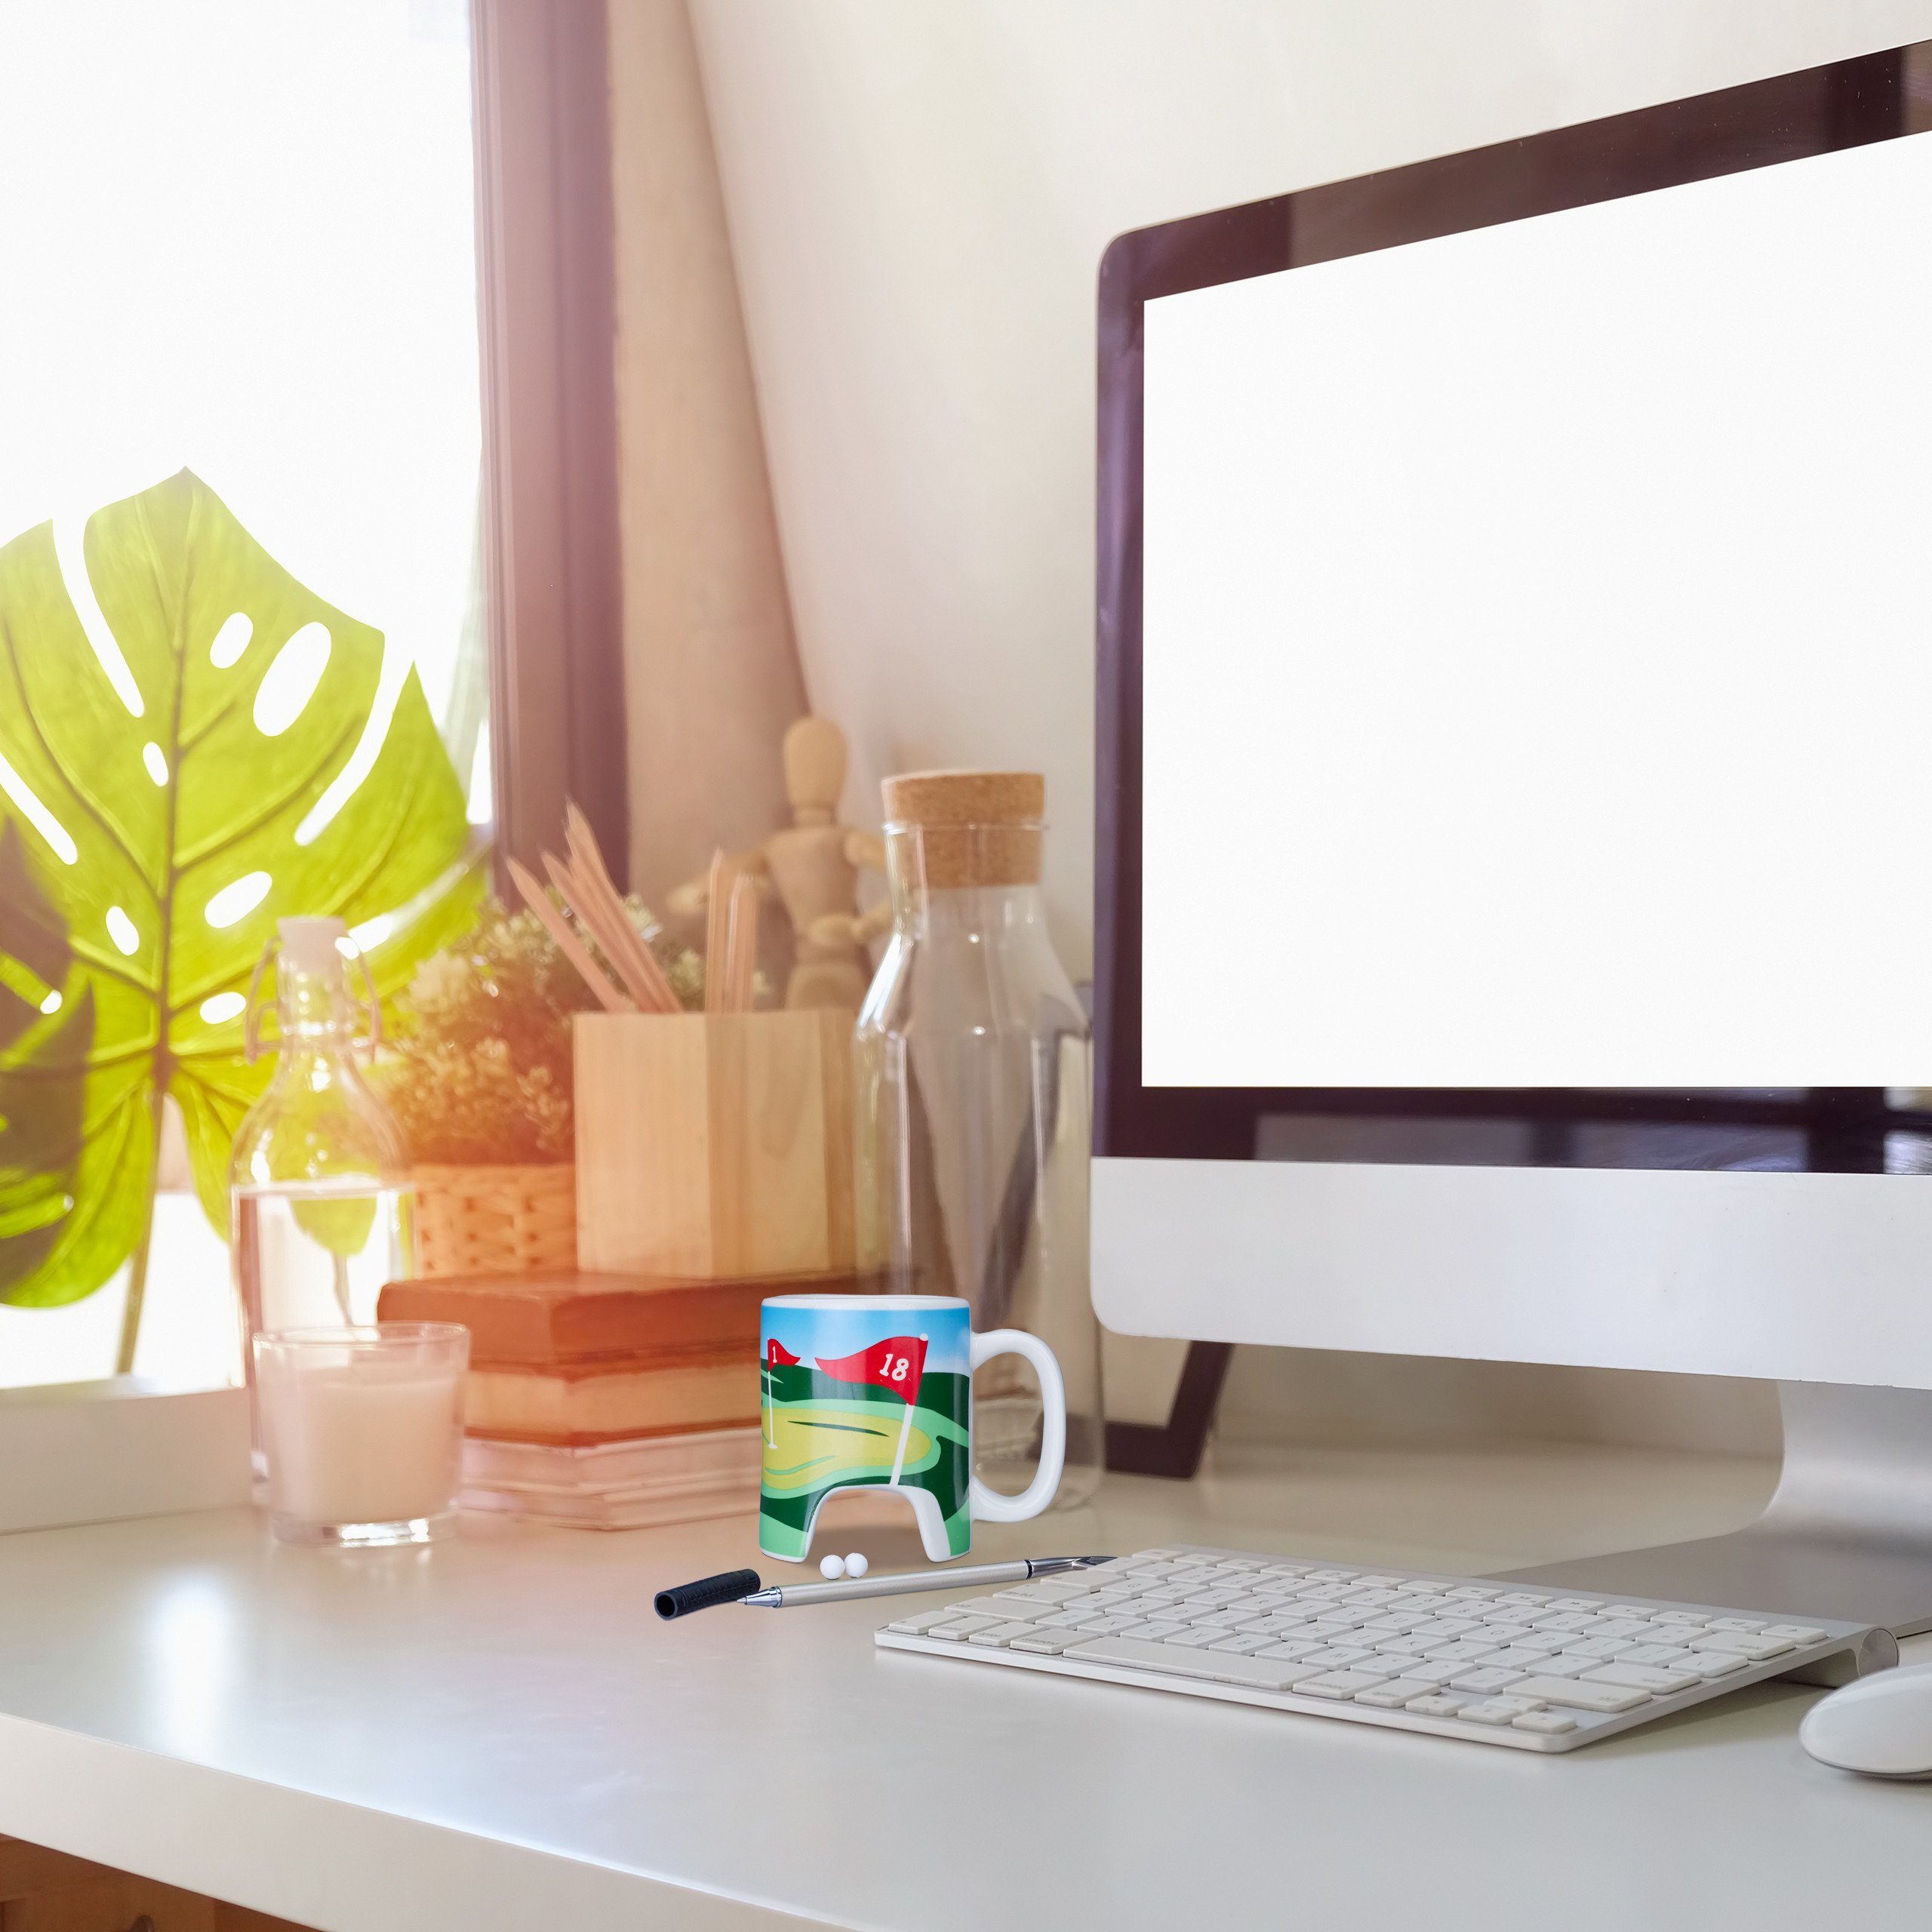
left=688, top=0, right=1932, bottom=978
left=687, top=0, right=1932, bottom=1445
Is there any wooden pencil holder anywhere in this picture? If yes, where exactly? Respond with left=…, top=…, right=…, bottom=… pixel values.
left=573, top=1010, right=857, bottom=1280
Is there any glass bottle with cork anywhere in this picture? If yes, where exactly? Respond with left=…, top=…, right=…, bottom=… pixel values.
left=854, top=771, right=1104, bottom=1507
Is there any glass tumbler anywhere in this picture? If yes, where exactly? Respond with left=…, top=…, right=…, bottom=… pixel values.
left=253, top=1324, right=469, bottom=1546
left=853, top=771, right=1104, bottom=1507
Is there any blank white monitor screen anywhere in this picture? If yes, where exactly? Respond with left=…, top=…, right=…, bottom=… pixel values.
left=1141, top=128, right=1932, bottom=1094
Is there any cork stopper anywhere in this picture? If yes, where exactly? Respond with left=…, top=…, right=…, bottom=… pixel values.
left=880, top=770, right=1044, bottom=888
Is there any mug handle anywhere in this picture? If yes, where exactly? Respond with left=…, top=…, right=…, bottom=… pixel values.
left=967, top=1329, right=1066, bottom=1524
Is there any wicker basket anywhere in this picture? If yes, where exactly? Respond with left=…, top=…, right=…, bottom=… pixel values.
left=412, top=1163, right=578, bottom=1278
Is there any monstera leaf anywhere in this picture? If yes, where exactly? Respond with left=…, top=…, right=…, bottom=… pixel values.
left=0, top=470, right=481, bottom=1319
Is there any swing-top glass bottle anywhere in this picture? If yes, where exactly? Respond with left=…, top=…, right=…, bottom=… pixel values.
left=230, top=917, right=415, bottom=1462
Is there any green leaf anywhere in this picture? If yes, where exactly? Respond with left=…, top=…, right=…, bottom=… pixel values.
left=0, top=470, right=474, bottom=1307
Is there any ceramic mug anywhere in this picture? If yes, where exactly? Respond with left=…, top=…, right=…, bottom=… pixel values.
left=758, top=1294, right=1066, bottom=1564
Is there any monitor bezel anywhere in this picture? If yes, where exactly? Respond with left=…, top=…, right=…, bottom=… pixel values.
left=1094, top=39, right=1931, bottom=1170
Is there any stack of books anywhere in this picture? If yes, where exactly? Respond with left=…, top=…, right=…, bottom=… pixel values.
left=459, top=1428, right=763, bottom=1531
left=375, top=1267, right=860, bottom=1527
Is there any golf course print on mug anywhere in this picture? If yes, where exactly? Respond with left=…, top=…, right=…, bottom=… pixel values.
left=759, top=1294, right=1066, bottom=1564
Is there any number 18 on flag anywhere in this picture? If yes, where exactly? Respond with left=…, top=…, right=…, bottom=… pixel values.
left=814, top=1334, right=929, bottom=1485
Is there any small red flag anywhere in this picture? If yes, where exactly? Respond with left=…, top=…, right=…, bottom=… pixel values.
left=814, top=1334, right=928, bottom=1404
left=766, top=1338, right=801, bottom=1368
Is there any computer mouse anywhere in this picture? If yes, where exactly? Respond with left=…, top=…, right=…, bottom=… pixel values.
left=1801, top=1661, right=1932, bottom=1777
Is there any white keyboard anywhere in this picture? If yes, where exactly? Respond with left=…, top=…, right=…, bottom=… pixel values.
left=874, top=1543, right=1897, bottom=1752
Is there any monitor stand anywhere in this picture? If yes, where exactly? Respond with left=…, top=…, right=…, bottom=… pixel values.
left=1497, top=1382, right=1932, bottom=1635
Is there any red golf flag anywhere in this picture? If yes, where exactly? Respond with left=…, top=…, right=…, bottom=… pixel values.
left=766, top=1338, right=801, bottom=1368
left=814, top=1334, right=928, bottom=1404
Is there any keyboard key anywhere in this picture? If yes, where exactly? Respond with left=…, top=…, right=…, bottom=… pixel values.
left=1512, top=1709, right=1579, bottom=1736
left=1007, top=1635, right=1072, bottom=1654
left=1369, top=1635, right=1435, bottom=1660
left=1404, top=1693, right=1469, bottom=1717
left=1532, top=1612, right=1596, bottom=1634
left=1003, top=1580, right=1091, bottom=1604
left=1614, top=1642, right=1696, bottom=1668
left=926, top=1615, right=1005, bottom=1640
left=1761, top=1625, right=1827, bottom=1645
left=1063, top=1635, right=1300, bottom=1690
left=1543, top=1599, right=1605, bottom=1613
left=1353, top=1678, right=1437, bottom=1709
left=1448, top=1666, right=1528, bottom=1694
left=1690, top=1631, right=1794, bottom=1661
left=1561, top=1637, right=1637, bottom=1661
left=1485, top=1644, right=1561, bottom=1669
left=1649, top=1611, right=1709, bottom=1628
left=1512, top=1676, right=1652, bottom=1712
left=1300, top=1645, right=1377, bottom=1668
left=1705, top=1617, right=1767, bottom=1632
left=968, top=1620, right=1041, bottom=1646
left=884, top=1608, right=967, bottom=1634
left=1306, top=1569, right=1357, bottom=1583
left=1294, top=1669, right=1393, bottom=1699
left=1255, top=1641, right=1325, bottom=1663
left=1687, top=1651, right=1749, bottom=1678
left=1208, top=1633, right=1274, bottom=1654
left=1161, top=1628, right=1222, bottom=1648
left=1420, top=1640, right=1501, bottom=1664
left=1073, top=1615, right=1140, bottom=1637
left=1392, top=1660, right=1463, bottom=1687
left=1115, top=1620, right=1189, bottom=1641
left=1584, top=1663, right=1701, bottom=1694
left=1457, top=1699, right=1533, bottom=1726
left=1580, top=1618, right=1657, bottom=1641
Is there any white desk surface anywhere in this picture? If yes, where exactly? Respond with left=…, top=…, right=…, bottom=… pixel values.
left=0, top=1438, right=1925, bottom=1932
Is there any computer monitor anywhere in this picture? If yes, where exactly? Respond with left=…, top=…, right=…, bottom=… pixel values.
left=1093, top=41, right=1932, bottom=1631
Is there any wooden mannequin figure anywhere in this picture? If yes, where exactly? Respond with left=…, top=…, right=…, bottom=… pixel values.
left=667, top=717, right=884, bottom=1011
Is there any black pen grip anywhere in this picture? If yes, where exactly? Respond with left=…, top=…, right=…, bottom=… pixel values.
left=655, top=1569, right=761, bottom=1619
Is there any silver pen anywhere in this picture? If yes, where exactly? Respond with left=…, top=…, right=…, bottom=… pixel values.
left=742, top=1553, right=1113, bottom=1608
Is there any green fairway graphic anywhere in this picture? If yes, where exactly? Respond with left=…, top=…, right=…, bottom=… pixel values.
left=759, top=1361, right=971, bottom=1559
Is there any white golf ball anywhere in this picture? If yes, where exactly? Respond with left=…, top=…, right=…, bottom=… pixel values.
left=844, top=1552, right=869, bottom=1578
left=819, top=1553, right=847, bottom=1580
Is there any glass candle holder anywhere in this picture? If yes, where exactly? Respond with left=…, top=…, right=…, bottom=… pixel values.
left=253, top=1324, right=469, bottom=1546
